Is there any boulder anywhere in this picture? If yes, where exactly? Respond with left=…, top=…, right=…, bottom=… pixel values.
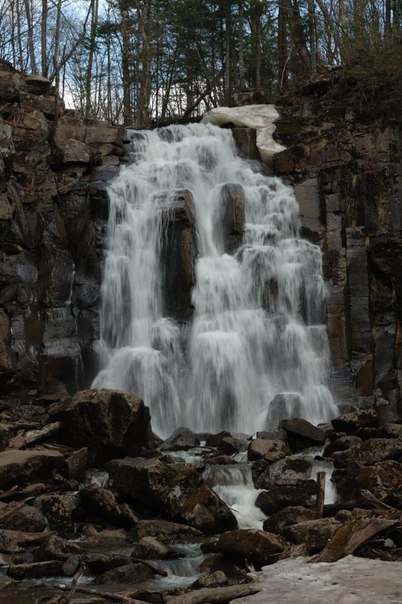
left=216, top=529, right=288, bottom=566
left=331, top=409, right=378, bottom=434
left=34, top=534, right=83, bottom=562
left=54, top=389, right=153, bottom=463
left=248, top=438, right=290, bottom=463
left=0, top=449, right=65, bottom=490
left=279, top=418, right=326, bottom=451
left=131, top=536, right=170, bottom=559
left=254, top=455, right=313, bottom=489
left=263, top=506, right=317, bottom=536
left=206, top=432, right=249, bottom=454
left=94, top=562, right=154, bottom=584
left=333, top=460, right=402, bottom=505
left=284, top=518, right=341, bottom=552
left=79, top=483, right=138, bottom=528
left=36, top=493, right=80, bottom=535
left=129, top=519, right=202, bottom=544
left=323, top=435, right=362, bottom=458
left=216, top=183, right=245, bottom=253
left=106, top=457, right=238, bottom=534
left=332, top=438, right=402, bottom=468
left=0, top=501, right=46, bottom=532
left=24, top=75, right=52, bottom=95
left=256, top=480, right=317, bottom=515
left=160, top=427, right=200, bottom=452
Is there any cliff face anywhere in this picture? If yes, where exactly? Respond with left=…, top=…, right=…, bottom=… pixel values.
left=0, top=65, right=124, bottom=402
left=274, top=71, right=402, bottom=406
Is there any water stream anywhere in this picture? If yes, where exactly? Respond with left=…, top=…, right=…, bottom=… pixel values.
left=92, top=122, right=337, bottom=437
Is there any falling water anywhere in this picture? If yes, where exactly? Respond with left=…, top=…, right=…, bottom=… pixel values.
left=92, top=122, right=337, bottom=436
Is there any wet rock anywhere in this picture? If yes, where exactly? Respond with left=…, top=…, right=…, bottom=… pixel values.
left=54, top=389, right=154, bottom=463
left=263, top=506, right=317, bottom=536
left=8, top=560, right=64, bottom=579
left=33, top=534, right=82, bottom=562
left=254, top=455, right=313, bottom=490
left=323, top=435, right=362, bottom=458
left=232, top=128, right=260, bottom=160
left=247, top=438, right=290, bottom=463
left=95, top=562, right=154, bottom=584
left=284, top=518, right=341, bottom=553
left=279, top=418, right=326, bottom=451
left=217, top=183, right=245, bottom=253
left=256, top=480, right=317, bottom=515
left=332, top=438, right=402, bottom=468
left=206, top=432, right=249, bottom=454
left=0, top=448, right=66, bottom=490
left=331, top=409, right=378, bottom=434
left=129, top=519, right=202, bottom=544
left=131, top=536, right=170, bottom=560
left=107, top=457, right=238, bottom=533
left=0, top=501, right=46, bottom=532
left=161, top=189, right=198, bottom=323
left=160, top=427, right=200, bottom=452
left=216, top=529, right=288, bottom=566
left=79, top=483, right=139, bottom=528
left=266, top=393, right=304, bottom=427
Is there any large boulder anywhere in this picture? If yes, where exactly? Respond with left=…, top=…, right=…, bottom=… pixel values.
left=54, top=389, right=154, bottom=463
left=248, top=438, right=290, bottom=463
left=216, top=529, right=288, bottom=566
left=279, top=418, right=326, bottom=451
left=106, top=457, right=238, bottom=534
left=263, top=506, right=317, bottom=536
left=331, top=409, right=379, bottom=434
left=256, top=480, right=317, bottom=515
left=254, top=455, right=313, bottom=490
left=332, top=438, right=402, bottom=468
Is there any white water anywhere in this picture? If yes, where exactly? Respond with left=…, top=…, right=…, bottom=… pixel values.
left=92, top=122, right=337, bottom=437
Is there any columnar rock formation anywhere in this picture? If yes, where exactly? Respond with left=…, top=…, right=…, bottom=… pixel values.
left=0, top=64, right=124, bottom=400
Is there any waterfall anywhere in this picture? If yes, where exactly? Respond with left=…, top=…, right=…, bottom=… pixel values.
left=92, top=122, right=337, bottom=437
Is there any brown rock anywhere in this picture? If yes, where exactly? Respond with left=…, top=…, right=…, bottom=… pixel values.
left=160, top=427, right=200, bottom=452
left=284, top=518, right=341, bottom=553
left=263, top=506, right=317, bottom=535
left=106, top=457, right=238, bottom=534
left=129, top=519, right=202, bottom=544
left=55, top=389, right=154, bottom=463
left=279, top=418, right=326, bottom=451
left=331, top=409, right=378, bottom=434
left=216, top=529, right=288, bottom=566
left=332, top=438, right=402, bottom=468
left=8, top=560, right=64, bottom=579
left=248, top=438, right=290, bottom=463
left=79, top=483, right=138, bottom=528
left=131, top=536, right=170, bottom=560
left=95, top=562, right=154, bottom=584
left=0, top=501, right=46, bottom=532
left=36, top=493, right=79, bottom=535
left=256, top=480, right=317, bottom=515
left=34, top=534, right=82, bottom=562
left=0, top=449, right=66, bottom=490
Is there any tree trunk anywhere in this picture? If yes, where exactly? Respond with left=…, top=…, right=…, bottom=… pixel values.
left=41, top=0, right=48, bottom=77
left=85, top=0, right=99, bottom=119
left=23, top=0, right=37, bottom=74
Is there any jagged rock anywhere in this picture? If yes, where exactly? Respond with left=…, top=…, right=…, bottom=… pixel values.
left=79, top=483, right=138, bottom=528
left=324, top=435, right=362, bottom=458
left=131, top=536, right=170, bottom=560
left=254, top=455, right=313, bottom=490
left=160, top=427, right=200, bottom=451
left=94, top=562, right=154, bottom=584
left=247, top=438, right=290, bottom=463
left=8, top=560, right=64, bottom=579
left=36, top=493, right=80, bottom=535
left=0, top=501, right=46, bottom=532
left=331, top=409, right=379, bottom=434
left=255, top=480, right=317, bottom=515
left=66, top=447, right=88, bottom=481
left=284, top=518, right=341, bottom=553
left=263, top=506, right=317, bottom=536
left=279, top=418, right=326, bottom=451
left=0, top=449, right=65, bottom=490
left=332, top=438, right=402, bottom=468
left=33, top=534, right=82, bottom=562
left=129, top=519, right=202, bottom=544
left=106, top=457, right=238, bottom=534
left=160, top=189, right=198, bottom=322
left=54, top=389, right=153, bottom=463
left=216, top=529, right=288, bottom=566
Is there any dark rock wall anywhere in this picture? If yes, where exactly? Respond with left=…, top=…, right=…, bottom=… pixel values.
left=0, top=67, right=124, bottom=401
left=273, top=75, right=402, bottom=406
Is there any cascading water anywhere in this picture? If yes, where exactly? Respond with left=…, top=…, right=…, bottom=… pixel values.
left=92, top=121, right=337, bottom=437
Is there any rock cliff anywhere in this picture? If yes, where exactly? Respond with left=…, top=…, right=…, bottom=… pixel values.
left=0, top=63, right=124, bottom=401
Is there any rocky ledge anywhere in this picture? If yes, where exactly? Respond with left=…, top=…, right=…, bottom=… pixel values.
left=0, top=388, right=401, bottom=603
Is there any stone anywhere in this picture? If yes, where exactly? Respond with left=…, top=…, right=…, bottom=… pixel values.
left=0, top=449, right=65, bottom=490
left=94, top=562, right=154, bottom=584
left=8, top=560, right=64, bottom=579
left=79, top=483, right=138, bottom=528
left=247, top=438, right=290, bottom=463
left=192, top=569, right=229, bottom=589
left=24, top=75, right=52, bottom=94
left=255, top=480, right=317, bottom=515
left=333, top=460, right=402, bottom=505
left=0, top=501, right=46, bottom=532
left=33, top=534, right=82, bottom=562
left=36, top=493, right=79, bottom=535
left=160, top=189, right=198, bottom=322
left=279, top=418, right=326, bottom=451
left=66, top=447, right=89, bottom=481
left=206, top=432, right=249, bottom=454
left=160, top=427, right=200, bottom=451
left=263, top=506, right=317, bottom=536
left=284, top=518, right=341, bottom=553
left=129, top=519, right=202, bottom=544
left=331, top=409, right=378, bottom=434
left=323, top=435, right=362, bottom=458
left=216, top=183, right=245, bottom=253
left=332, top=438, right=402, bottom=468
left=83, top=553, right=131, bottom=575
left=232, top=128, right=260, bottom=160
left=254, top=455, right=313, bottom=490
left=131, top=536, right=170, bottom=559
left=54, top=389, right=153, bottom=463
left=106, top=457, right=238, bottom=534
left=216, top=529, right=288, bottom=566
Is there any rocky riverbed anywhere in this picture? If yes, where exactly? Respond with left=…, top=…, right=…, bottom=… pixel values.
left=0, top=389, right=402, bottom=603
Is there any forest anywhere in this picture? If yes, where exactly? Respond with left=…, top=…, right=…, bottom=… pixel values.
left=0, top=1, right=401, bottom=125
